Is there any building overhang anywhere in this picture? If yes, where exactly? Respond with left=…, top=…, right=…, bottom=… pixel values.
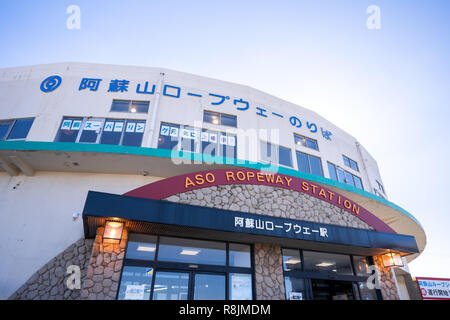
left=0, top=141, right=426, bottom=262
left=82, top=191, right=419, bottom=258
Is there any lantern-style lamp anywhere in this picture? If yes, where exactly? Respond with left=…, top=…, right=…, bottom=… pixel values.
left=102, top=221, right=124, bottom=243
left=382, top=252, right=404, bottom=268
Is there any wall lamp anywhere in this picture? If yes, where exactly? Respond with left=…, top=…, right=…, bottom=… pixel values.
left=102, top=220, right=124, bottom=243
left=382, top=252, right=404, bottom=268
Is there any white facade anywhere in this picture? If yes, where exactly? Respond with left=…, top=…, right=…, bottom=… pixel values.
left=0, top=62, right=386, bottom=197
left=0, top=62, right=423, bottom=300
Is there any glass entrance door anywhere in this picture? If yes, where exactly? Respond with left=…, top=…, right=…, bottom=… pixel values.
left=152, top=271, right=189, bottom=300
left=193, top=273, right=226, bottom=300
left=311, top=279, right=356, bottom=300
left=151, top=270, right=226, bottom=300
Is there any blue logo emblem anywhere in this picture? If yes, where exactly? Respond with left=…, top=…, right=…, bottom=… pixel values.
left=40, top=75, right=62, bottom=92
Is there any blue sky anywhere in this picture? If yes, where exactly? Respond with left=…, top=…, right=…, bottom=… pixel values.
left=1, top=0, right=450, bottom=278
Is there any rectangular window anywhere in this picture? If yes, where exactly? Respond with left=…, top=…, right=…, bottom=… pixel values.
left=0, top=120, right=14, bottom=140
left=157, top=237, right=226, bottom=266
left=158, top=122, right=237, bottom=159
left=228, top=243, right=251, bottom=268
left=203, top=110, right=237, bottom=128
left=327, top=162, right=338, bottom=181
left=100, top=119, right=125, bottom=145
left=229, top=273, right=253, bottom=300
left=260, top=141, right=293, bottom=167
left=296, top=151, right=323, bottom=176
left=201, top=128, right=219, bottom=157
left=343, top=155, right=359, bottom=172
left=353, top=175, right=363, bottom=190
left=117, top=266, right=153, bottom=300
left=358, top=282, right=378, bottom=300
left=55, top=117, right=83, bottom=142
left=284, top=277, right=307, bottom=300
left=328, top=162, right=363, bottom=190
left=294, top=134, right=318, bottom=151
left=152, top=271, right=189, bottom=300
left=302, top=251, right=354, bottom=275
left=158, top=123, right=180, bottom=151
left=376, top=180, right=385, bottom=194
left=179, top=126, right=197, bottom=153
left=79, top=119, right=104, bottom=143
left=122, top=120, right=146, bottom=146
left=353, top=256, right=370, bottom=277
left=119, top=235, right=253, bottom=301
left=282, top=248, right=302, bottom=271
left=110, top=99, right=150, bottom=113
left=0, top=118, right=34, bottom=141
left=125, top=234, right=157, bottom=261
left=55, top=117, right=146, bottom=146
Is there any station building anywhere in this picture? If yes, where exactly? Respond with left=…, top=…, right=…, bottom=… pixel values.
left=0, top=62, right=425, bottom=300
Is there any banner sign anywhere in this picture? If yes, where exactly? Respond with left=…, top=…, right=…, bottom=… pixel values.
left=416, top=277, right=450, bottom=300
left=82, top=191, right=419, bottom=254
left=124, top=168, right=395, bottom=233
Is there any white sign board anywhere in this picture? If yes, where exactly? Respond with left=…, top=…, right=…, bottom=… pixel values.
left=289, top=292, right=303, bottom=300
left=417, top=277, right=450, bottom=300
left=125, top=284, right=146, bottom=300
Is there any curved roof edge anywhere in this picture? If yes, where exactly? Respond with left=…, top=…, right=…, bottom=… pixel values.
left=0, top=141, right=426, bottom=260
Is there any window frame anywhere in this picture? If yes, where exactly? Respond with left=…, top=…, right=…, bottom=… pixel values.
left=327, top=161, right=364, bottom=190
left=342, top=155, right=359, bottom=172
left=157, top=122, right=237, bottom=159
left=54, top=116, right=146, bottom=147
left=203, top=110, right=237, bottom=128
left=294, top=133, right=319, bottom=151
left=281, top=247, right=381, bottom=300
left=295, top=150, right=324, bottom=177
left=376, top=180, right=385, bottom=194
left=259, top=140, right=293, bottom=168
left=0, top=117, right=35, bottom=141
left=110, top=99, right=150, bottom=114
left=118, top=233, right=254, bottom=301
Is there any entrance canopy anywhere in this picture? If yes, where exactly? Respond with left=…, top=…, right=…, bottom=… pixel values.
left=82, top=191, right=419, bottom=258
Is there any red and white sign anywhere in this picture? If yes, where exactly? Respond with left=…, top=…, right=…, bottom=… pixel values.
left=416, top=277, right=450, bottom=300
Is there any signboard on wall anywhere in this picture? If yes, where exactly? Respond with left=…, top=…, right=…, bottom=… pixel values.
left=230, top=274, right=252, bottom=300
left=289, top=292, right=303, bottom=300
left=416, top=277, right=450, bottom=300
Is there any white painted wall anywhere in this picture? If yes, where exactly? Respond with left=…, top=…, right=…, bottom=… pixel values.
left=0, top=171, right=161, bottom=299
left=0, top=62, right=385, bottom=196
left=0, top=62, right=391, bottom=299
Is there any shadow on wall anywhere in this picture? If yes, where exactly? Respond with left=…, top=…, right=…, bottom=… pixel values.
left=8, top=238, right=94, bottom=300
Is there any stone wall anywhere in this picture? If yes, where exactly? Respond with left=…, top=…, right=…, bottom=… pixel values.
left=165, top=184, right=373, bottom=230
left=80, top=226, right=128, bottom=300
left=373, top=255, right=400, bottom=300
left=254, top=243, right=285, bottom=300
left=8, top=238, right=93, bottom=300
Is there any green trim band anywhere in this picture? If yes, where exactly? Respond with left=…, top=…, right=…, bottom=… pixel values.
left=0, top=140, right=424, bottom=231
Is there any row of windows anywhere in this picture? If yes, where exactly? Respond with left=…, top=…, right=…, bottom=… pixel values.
left=259, top=141, right=364, bottom=189
left=118, top=234, right=253, bottom=300
left=55, top=117, right=145, bottom=147
left=1, top=112, right=366, bottom=193
left=157, top=121, right=364, bottom=190
left=125, top=234, right=251, bottom=267
left=328, top=162, right=363, bottom=190
left=282, top=249, right=370, bottom=276
left=157, top=122, right=237, bottom=158
left=282, top=248, right=378, bottom=300
left=294, top=133, right=319, bottom=151
left=203, top=110, right=237, bottom=128
left=110, top=99, right=150, bottom=113
left=0, top=118, right=34, bottom=141
left=119, top=234, right=378, bottom=300
left=343, top=155, right=359, bottom=172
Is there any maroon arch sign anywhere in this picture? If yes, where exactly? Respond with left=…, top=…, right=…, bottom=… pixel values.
left=124, top=168, right=395, bottom=233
